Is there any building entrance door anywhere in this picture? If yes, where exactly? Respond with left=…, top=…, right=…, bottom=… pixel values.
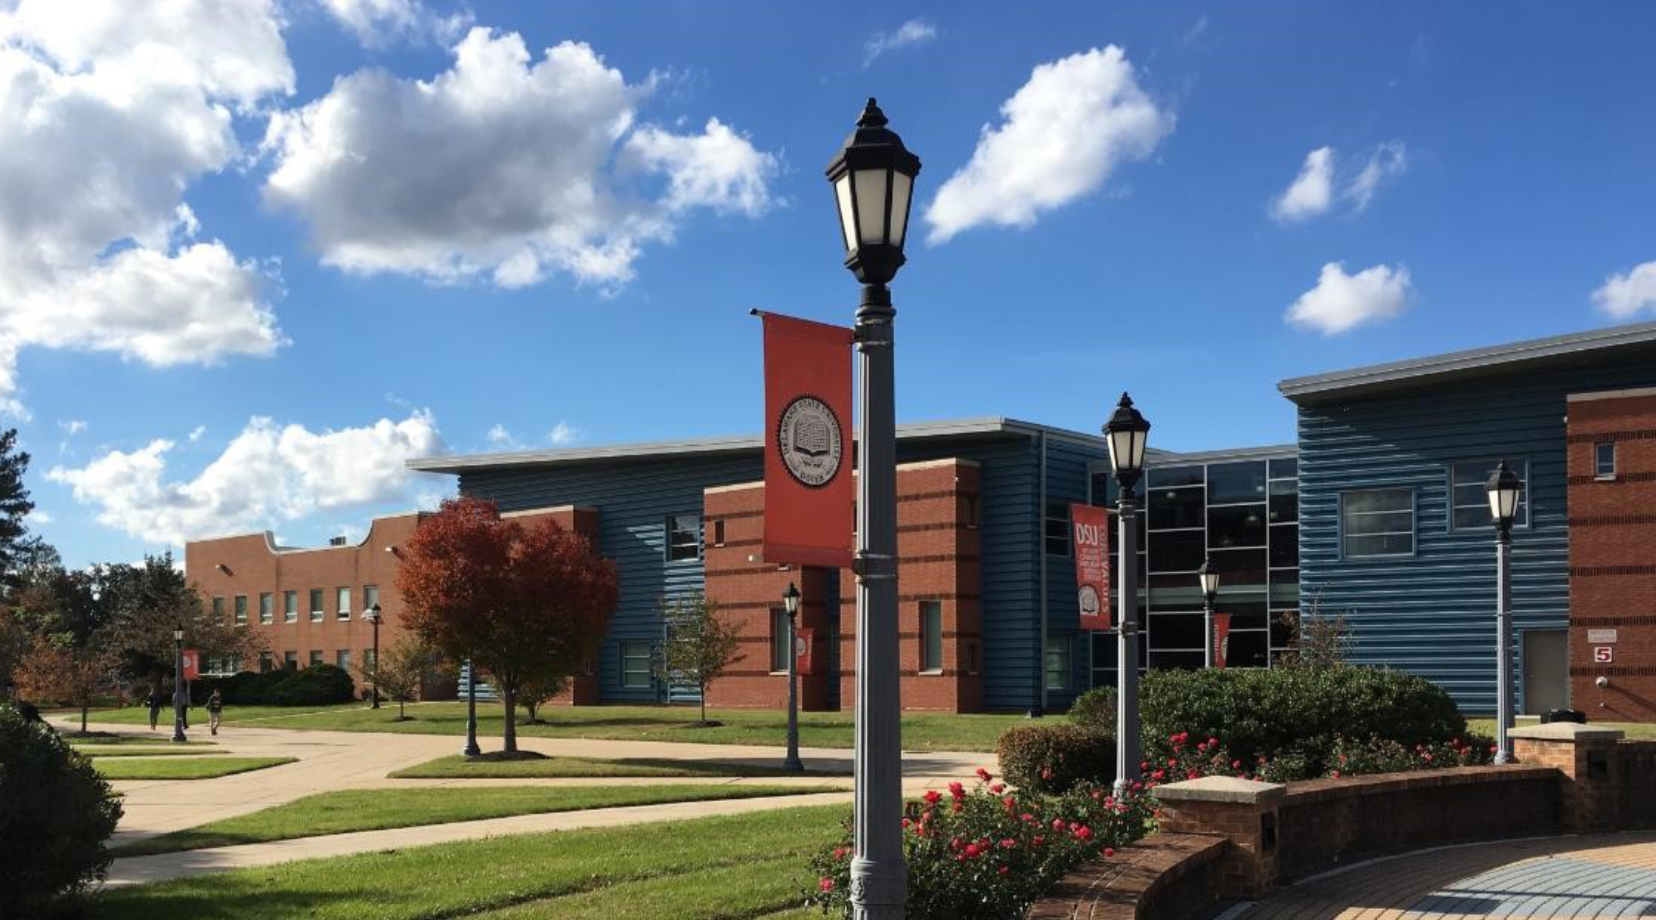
left=1522, top=629, right=1568, bottom=715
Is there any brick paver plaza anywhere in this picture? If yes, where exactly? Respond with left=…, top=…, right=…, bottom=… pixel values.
left=1242, top=834, right=1656, bottom=920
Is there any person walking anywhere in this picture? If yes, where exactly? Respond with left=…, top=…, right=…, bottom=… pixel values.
left=206, top=689, right=224, bottom=736
left=146, top=688, right=163, bottom=731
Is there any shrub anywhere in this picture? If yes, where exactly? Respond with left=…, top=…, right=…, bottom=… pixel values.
left=805, top=769, right=1155, bottom=919
left=995, top=725, right=1114, bottom=795
left=1325, top=734, right=1494, bottom=778
left=0, top=704, right=123, bottom=917
left=193, top=664, right=356, bottom=706
left=1066, top=686, right=1117, bottom=737
left=1140, top=665, right=1466, bottom=778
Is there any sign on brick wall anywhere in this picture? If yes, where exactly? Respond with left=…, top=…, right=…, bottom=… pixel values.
left=1593, top=646, right=1614, bottom=664
left=1587, top=629, right=1618, bottom=644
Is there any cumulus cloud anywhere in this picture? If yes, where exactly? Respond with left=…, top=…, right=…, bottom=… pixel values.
left=1285, top=262, right=1414, bottom=335
left=319, top=0, right=471, bottom=48
left=1347, top=141, right=1408, bottom=212
left=0, top=0, right=291, bottom=417
left=262, top=28, right=778, bottom=289
left=924, top=46, right=1173, bottom=245
left=27, top=510, right=51, bottom=526
left=1270, top=147, right=1335, bottom=222
left=1591, top=261, right=1656, bottom=320
left=863, top=19, right=936, bottom=67
left=548, top=421, right=581, bottom=446
left=47, top=412, right=446, bottom=545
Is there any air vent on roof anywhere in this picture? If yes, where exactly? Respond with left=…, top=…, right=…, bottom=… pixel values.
left=328, top=536, right=348, bottom=546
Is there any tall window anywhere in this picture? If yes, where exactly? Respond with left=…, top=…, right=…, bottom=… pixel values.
left=259, top=592, right=274, bottom=625
left=1044, top=636, right=1070, bottom=692
left=1341, top=489, right=1415, bottom=558
left=1451, top=459, right=1529, bottom=530
left=284, top=590, right=298, bottom=623
left=233, top=595, right=248, bottom=626
left=1044, top=502, right=1071, bottom=556
left=920, top=600, right=943, bottom=673
left=212, top=596, right=226, bottom=623
left=309, top=650, right=323, bottom=667
left=309, top=589, right=325, bottom=622
left=336, top=650, right=351, bottom=671
left=364, top=648, right=377, bottom=672
left=363, top=584, right=380, bottom=611
left=284, top=650, right=298, bottom=670
left=665, top=513, right=700, bottom=561
left=1596, top=442, right=1617, bottom=478
left=770, top=608, right=790, bottom=673
left=259, top=651, right=274, bottom=672
left=620, top=642, right=652, bottom=689
left=336, top=587, right=351, bottom=620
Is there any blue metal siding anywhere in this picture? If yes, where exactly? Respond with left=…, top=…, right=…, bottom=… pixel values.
left=1298, top=355, right=1656, bottom=714
left=1043, top=437, right=1103, bottom=709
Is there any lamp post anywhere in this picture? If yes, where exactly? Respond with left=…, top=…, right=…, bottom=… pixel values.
left=171, top=623, right=188, bottom=743
left=1486, top=460, right=1522, bottom=764
left=363, top=603, right=382, bottom=709
left=1198, top=558, right=1220, bottom=669
left=826, top=97, right=920, bottom=920
left=1104, top=393, right=1150, bottom=798
left=463, top=657, right=481, bottom=757
left=782, top=581, right=805, bottom=773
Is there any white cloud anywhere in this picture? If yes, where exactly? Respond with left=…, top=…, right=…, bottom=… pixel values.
left=924, top=46, right=1173, bottom=245
left=1591, top=261, right=1656, bottom=320
left=262, top=28, right=778, bottom=290
left=47, top=412, right=447, bottom=545
left=863, top=19, right=936, bottom=67
left=188, top=425, right=208, bottom=442
left=58, top=420, right=88, bottom=436
left=1347, top=141, right=1408, bottom=212
left=1285, top=262, right=1414, bottom=335
left=485, top=423, right=523, bottom=449
left=548, top=421, right=581, bottom=446
left=1270, top=147, right=1335, bottom=223
left=27, top=509, right=51, bottom=525
left=319, top=0, right=471, bottom=48
left=0, top=0, right=291, bottom=417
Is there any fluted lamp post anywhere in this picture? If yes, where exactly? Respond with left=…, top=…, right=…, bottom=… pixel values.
left=826, top=97, right=920, bottom=920
left=782, top=581, right=805, bottom=773
left=1486, top=460, right=1522, bottom=764
left=363, top=603, right=382, bottom=709
left=1105, top=393, right=1150, bottom=798
left=171, top=623, right=188, bottom=743
left=1198, top=557, right=1220, bottom=669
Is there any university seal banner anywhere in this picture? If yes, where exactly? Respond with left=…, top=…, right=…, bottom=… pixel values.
left=1070, top=503, right=1112, bottom=631
left=761, top=311, right=854, bottom=568
left=1213, top=613, right=1231, bottom=669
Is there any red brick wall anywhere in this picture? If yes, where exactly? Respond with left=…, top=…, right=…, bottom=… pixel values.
left=1566, top=388, right=1656, bottom=721
left=701, top=458, right=984, bottom=712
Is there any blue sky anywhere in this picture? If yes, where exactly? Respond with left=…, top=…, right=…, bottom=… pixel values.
left=7, top=0, right=1656, bottom=568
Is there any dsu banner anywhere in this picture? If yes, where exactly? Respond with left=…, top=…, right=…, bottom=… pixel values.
left=761, top=312, right=854, bottom=568
left=1070, top=503, right=1112, bottom=630
left=1213, top=614, right=1231, bottom=669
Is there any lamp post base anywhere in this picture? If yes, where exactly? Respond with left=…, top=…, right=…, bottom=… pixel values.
left=782, top=755, right=805, bottom=773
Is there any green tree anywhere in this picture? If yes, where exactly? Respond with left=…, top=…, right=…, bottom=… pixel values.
left=0, top=429, right=34, bottom=583
left=99, top=555, right=264, bottom=695
left=358, top=634, right=450, bottom=720
left=653, top=592, right=743, bottom=726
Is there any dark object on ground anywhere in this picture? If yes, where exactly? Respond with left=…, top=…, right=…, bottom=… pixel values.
left=0, top=704, right=123, bottom=917
left=16, top=700, right=41, bottom=722
left=1540, top=709, right=1587, bottom=725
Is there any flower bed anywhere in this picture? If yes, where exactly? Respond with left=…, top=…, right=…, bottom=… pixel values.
left=805, top=768, right=1155, bottom=920
left=1140, top=731, right=1492, bottom=786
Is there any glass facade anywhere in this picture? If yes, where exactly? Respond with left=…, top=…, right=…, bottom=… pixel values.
left=1088, top=453, right=1299, bottom=689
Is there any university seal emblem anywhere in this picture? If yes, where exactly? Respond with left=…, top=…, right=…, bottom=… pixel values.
left=777, top=395, right=843, bottom=488
left=1078, top=584, right=1100, bottom=619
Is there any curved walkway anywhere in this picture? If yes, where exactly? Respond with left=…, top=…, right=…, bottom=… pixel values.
left=1241, top=833, right=1656, bottom=920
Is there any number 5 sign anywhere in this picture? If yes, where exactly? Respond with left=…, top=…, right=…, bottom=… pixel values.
left=1593, top=646, right=1613, bottom=664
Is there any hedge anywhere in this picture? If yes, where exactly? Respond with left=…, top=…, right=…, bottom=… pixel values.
left=191, top=663, right=356, bottom=707
left=995, top=724, right=1114, bottom=795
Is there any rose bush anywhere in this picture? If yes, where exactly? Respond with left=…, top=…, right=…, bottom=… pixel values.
left=805, top=768, right=1155, bottom=919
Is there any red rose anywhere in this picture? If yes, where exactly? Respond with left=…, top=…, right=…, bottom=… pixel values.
left=819, top=878, right=835, bottom=892
left=833, top=847, right=848, bottom=860
left=948, top=781, right=966, bottom=799
left=1074, top=826, right=1094, bottom=841
left=923, top=790, right=942, bottom=806
left=1105, top=847, right=1116, bottom=858
left=976, top=767, right=993, bottom=782
left=998, top=865, right=1010, bottom=875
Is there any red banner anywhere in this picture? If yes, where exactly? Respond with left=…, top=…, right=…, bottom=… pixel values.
left=1070, top=503, right=1112, bottom=631
left=796, top=626, right=815, bottom=675
left=182, top=649, right=200, bottom=681
left=762, top=312, right=854, bottom=568
left=1213, top=615, right=1231, bottom=669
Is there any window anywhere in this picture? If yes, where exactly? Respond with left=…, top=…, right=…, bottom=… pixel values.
left=920, top=600, right=943, bottom=673
left=1208, top=462, right=1268, bottom=505
left=363, top=648, right=377, bottom=672
left=665, top=513, right=700, bottom=562
left=1341, top=489, right=1415, bottom=557
left=259, top=651, right=274, bottom=672
left=712, top=519, right=726, bottom=547
left=259, top=592, right=273, bottom=624
left=963, top=494, right=979, bottom=528
left=620, top=641, right=652, bottom=689
left=1149, top=487, right=1204, bottom=529
left=770, top=608, right=790, bottom=673
left=336, top=587, right=351, bottom=620
left=1043, top=636, right=1070, bottom=692
left=212, top=596, right=225, bottom=622
left=284, top=650, right=298, bottom=670
left=233, top=595, right=247, bottom=626
left=309, top=589, right=324, bottom=622
left=309, top=650, right=324, bottom=667
left=1208, top=505, right=1267, bottom=548
left=1044, top=502, right=1071, bottom=556
left=336, top=650, right=351, bottom=672
left=363, top=584, right=379, bottom=611
left=1451, top=459, right=1528, bottom=530
left=284, top=590, right=298, bottom=623
left=1596, top=442, right=1616, bottom=478
left=1268, top=479, right=1298, bottom=524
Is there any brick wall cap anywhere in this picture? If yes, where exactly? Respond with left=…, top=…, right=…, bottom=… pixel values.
left=1154, top=776, right=1286, bottom=804
left=1510, top=723, right=1625, bottom=742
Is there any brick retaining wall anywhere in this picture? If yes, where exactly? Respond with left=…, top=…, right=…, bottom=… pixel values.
left=1027, top=834, right=1226, bottom=920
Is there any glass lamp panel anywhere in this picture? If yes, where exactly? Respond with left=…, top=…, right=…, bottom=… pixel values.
left=1488, top=486, right=1520, bottom=523
left=1126, top=430, right=1147, bottom=471
left=834, top=175, right=856, bottom=252
left=888, top=170, right=913, bottom=248
left=1107, top=430, right=1129, bottom=474
left=853, top=168, right=890, bottom=244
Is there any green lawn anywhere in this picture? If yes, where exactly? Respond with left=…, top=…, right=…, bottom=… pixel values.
left=112, top=785, right=833, bottom=857
left=82, top=702, right=371, bottom=726
left=77, top=747, right=230, bottom=758
left=391, top=753, right=847, bottom=779
left=1468, top=718, right=1656, bottom=740
left=86, top=701, right=1019, bottom=752
left=92, top=804, right=848, bottom=920
left=94, top=756, right=297, bottom=780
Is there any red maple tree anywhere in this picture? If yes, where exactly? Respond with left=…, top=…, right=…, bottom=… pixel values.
left=397, top=497, right=618, bottom=753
